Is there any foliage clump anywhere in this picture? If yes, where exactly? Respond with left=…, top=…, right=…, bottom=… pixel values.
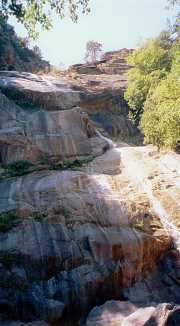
left=50, top=155, right=96, bottom=171
left=0, top=210, right=19, bottom=232
left=84, top=40, right=103, bottom=63
left=0, top=0, right=90, bottom=39
left=141, top=74, right=180, bottom=149
left=1, top=161, right=33, bottom=178
left=125, top=22, right=180, bottom=150
left=0, top=155, right=96, bottom=180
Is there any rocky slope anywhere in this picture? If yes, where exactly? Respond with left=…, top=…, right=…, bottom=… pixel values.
left=0, top=71, right=179, bottom=325
left=67, top=48, right=138, bottom=142
left=0, top=19, right=50, bottom=72
left=69, top=48, right=133, bottom=76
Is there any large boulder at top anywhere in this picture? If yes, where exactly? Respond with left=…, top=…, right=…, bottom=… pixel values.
left=68, top=63, right=103, bottom=75
left=86, top=300, right=180, bottom=326
left=0, top=71, right=82, bottom=110
left=0, top=70, right=138, bottom=142
left=0, top=78, right=108, bottom=165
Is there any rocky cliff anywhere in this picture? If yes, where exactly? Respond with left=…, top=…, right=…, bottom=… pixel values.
left=69, top=48, right=133, bottom=76
left=0, top=69, right=180, bottom=325
left=68, top=50, right=138, bottom=142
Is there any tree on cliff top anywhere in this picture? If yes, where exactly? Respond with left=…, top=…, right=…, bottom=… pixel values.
left=0, top=0, right=90, bottom=38
left=84, top=41, right=103, bottom=63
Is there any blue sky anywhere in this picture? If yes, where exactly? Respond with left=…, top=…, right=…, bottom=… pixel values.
left=10, top=0, right=178, bottom=68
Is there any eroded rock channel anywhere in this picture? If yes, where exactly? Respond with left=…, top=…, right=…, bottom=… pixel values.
left=0, top=67, right=179, bottom=325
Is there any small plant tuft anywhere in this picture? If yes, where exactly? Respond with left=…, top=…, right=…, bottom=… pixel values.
left=0, top=254, right=17, bottom=268
left=1, top=160, right=34, bottom=178
left=61, top=207, right=72, bottom=219
left=50, top=155, right=96, bottom=171
left=0, top=155, right=96, bottom=180
left=31, top=210, right=47, bottom=221
left=0, top=210, right=19, bottom=232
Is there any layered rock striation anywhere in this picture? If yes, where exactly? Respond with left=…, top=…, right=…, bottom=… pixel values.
left=69, top=48, right=133, bottom=76
left=68, top=49, right=138, bottom=140
left=0, top=72, right=108, bottom=166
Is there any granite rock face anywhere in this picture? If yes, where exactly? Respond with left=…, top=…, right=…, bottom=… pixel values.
left=68, top=49, right=137, bottom=140
left=99, top=48, right=133, bottom=75
left=0, top=70, right=137, bottom=145
left=69, top=48, right=133, bottom=76
left=0, top=74, right=108, bottom=165
left=0, top=146, right=178, bottom=323
left=0, top=71, right=82, bottom=110
left=0, top=71, right=179, bottom=325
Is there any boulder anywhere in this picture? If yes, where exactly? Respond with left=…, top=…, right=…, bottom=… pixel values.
left=0, top=71, right=81, bottom=110
left=0, top=70, right=138, bottom=144
left=0, top=88, right=107, bottom=165
left=86, top=300, right=180, bottom=326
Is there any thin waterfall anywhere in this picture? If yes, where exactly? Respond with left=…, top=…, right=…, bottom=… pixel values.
left=118, top=147, right=180, bottom=251
left=95, top=130, right=180, bottom=251
left=96, top=130, right=115, bottom=149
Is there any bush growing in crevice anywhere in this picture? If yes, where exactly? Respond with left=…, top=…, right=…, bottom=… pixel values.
left=0, top=154, right=96, bottom=180
left=31, top=210, right=48, bottom=221
left=0, top=211, right=19, bottom=232
left=0, top=253, right=18, bottom=268
left=1, top=161, right=34, bottom=179
left=49, top=155, right=96, bottom=171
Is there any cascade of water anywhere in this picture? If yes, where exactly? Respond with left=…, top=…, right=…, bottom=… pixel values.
left=96, top=130, right=115, bottom=149
left=142, top=180, right=180, bottom=250
left=116, top=147, right=180, bottom=251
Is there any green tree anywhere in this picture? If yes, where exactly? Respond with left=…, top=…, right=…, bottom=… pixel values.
left=84, top=41, right=103, bottom=63
left=124, top=39, right=171, bottom=124
left=33, top=45, right=42, bottom=58
left=0, top=0, right=90, bottom=38
left=140, top=40, right=180, bottom=150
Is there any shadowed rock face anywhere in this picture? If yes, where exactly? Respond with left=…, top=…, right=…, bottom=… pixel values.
left=0, top=148, right=173, bottom=322
left=0, top=20, right=50, bottom=73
